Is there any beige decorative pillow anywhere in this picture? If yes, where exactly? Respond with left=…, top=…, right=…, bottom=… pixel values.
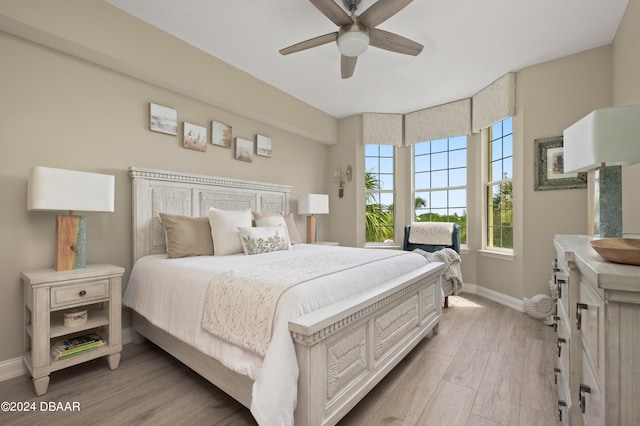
left=238, top=226, right=290, bottom=255
left=208, top=208, right=253, bottom=255
left=159, top=213, right=214, bottom=259
left=283, top=213, right=302, bottom=244
left=253, top=211, right=302, bottom=244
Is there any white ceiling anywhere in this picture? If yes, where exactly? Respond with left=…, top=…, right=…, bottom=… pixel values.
left=105, top=0, right=628, bottom=119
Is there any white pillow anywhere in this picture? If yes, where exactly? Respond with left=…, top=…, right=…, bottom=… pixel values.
left=254, top=213, right=291, bottom=247
left=208, top=208, right=252, bottom=255
left=238, top=226, right=290, bottom=255
left=253, top=211, right=302, bottom=245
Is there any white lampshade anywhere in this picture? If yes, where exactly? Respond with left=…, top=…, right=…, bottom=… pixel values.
left=28, top=167, right=115, bottom=212
left=337, top=30, right=369, bottom=57
left=563, top=104, right=640, bottom=173
left=298, top=194, right=329, bottom=215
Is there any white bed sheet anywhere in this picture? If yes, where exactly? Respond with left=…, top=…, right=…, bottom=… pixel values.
left=123, top=244, right=429, bottom=425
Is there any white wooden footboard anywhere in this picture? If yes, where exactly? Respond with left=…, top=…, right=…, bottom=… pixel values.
left=290, top=263, right=444, bottom=426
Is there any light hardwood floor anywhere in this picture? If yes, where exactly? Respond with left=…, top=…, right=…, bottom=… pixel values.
left=0, top=294, right=560, bottom=426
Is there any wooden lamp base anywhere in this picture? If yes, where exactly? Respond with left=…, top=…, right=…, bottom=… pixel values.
left=306, top=215, right=317, bottom=244
left=55, top=214, right=86, bottom=270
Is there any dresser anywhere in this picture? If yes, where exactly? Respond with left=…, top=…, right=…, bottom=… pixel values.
left=553, top=235, right=640, bottom=425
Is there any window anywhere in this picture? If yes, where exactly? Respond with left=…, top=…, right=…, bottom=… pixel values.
left=413, top=136, right=467, bottom=244
left=486, top=117, right=513, bottom=249
left=365, top=144, right=394, bottom=243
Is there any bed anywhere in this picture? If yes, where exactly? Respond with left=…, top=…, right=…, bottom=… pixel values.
left=124, top=167, right=445, bottom=426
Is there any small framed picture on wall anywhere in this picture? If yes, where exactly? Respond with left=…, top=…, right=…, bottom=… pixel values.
left=235, top=137, right=253, bottom=162
left=212, top=121, right=232, bottom=148
left=183, top=122, right=207, bottom=152
left=149, top=103, right=178, bottom=135
left=256, top=135, right=272, bottom=157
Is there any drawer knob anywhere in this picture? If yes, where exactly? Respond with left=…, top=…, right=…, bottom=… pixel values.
left=558, top=400, right=567, bottom=422
left=79, top=290, right=87, bottom=297
left=579, top=384, right=591, bottom=414
left=576, top=303, right=588, bottom=330
left=557, top=337, right=566, bottom=357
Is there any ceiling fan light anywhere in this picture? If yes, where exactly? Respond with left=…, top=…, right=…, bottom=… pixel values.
left=337, top=30, right=370, bottom=57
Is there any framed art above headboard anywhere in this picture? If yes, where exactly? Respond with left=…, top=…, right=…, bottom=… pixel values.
left=129, top=167, right=292, bottom=262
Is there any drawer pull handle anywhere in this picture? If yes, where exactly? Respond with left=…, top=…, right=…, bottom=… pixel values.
left=79, top=290, right=87, bottom=297
left=579, top=384, right=591, bottom=413
left=576, top=303, right=588, bottom=330
left=554, top=367, right=561, bottom=385
left=557, top=278, right=566, bottom=299
left=557, top=337, right=566, bottom=357
left=558, top=400, right=567, bottom=422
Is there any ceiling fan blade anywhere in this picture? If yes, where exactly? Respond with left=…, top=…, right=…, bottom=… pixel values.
left=369, top=28, right=423, bottom=55
left=359, top=0, right=413, bottom=28
left=280, top=32, right=338, bottom=55
left=341, top=55, right=357, bottom=79
left=309, top=0, right=352, bottom=26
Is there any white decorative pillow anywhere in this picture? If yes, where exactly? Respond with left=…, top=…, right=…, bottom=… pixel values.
left=253, top=211, right=302, bottom=245
left=253, top=213, right=291, bottom=247
left=208, top=208, right=252, bottom=255
left=238, top=226, right=290, bottom=255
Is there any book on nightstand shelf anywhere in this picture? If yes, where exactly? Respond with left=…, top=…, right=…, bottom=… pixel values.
left=51, top=333, right=107, bottom=361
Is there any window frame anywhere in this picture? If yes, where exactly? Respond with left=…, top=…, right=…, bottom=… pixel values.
left=364, top=144, right=396, bottom=246
left=411, top=136, right=468, bottom=246
left=484, top=117, right=514, bottom=253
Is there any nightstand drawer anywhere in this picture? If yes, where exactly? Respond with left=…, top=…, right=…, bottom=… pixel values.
left=50, top=279, right=110, bottom=308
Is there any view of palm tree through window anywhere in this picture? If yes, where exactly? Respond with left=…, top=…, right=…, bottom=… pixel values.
left=365, top=144, right=394, bottom=243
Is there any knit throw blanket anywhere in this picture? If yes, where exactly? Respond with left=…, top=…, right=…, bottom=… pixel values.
left=201, top=249, right=404, bottom=356
left=413, top=248, right=463, bottom=295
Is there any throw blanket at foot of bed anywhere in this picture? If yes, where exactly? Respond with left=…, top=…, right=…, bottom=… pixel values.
left=413, top=248, right=463, bottom=295
left=201, top=249, right=405, bottom=355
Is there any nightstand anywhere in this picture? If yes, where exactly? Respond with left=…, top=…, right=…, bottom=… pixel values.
left=22, top=264, right=124, bottom=396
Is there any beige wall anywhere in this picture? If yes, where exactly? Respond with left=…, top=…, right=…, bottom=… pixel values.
left=0, top=1, right=333, bottom=363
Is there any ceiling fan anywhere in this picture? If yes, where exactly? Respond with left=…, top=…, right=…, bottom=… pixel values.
left=279, top=0, right=423, bottom=79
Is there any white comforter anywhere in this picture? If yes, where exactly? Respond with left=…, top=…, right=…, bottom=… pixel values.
left=123, top=244, right=428, bottom=425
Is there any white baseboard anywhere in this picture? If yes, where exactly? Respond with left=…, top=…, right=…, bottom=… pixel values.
left=0, top=327, right=135, bottom=383
left=0, top=357, right=27, bottom=382
left=460, top=283, right=524, bottom=312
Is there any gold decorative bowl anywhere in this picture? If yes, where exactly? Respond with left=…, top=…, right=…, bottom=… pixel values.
left=589, top=238, right=640, bottom=266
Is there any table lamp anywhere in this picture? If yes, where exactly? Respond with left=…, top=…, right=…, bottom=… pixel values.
left=298, top=194, right=329, bottom=244
left=28, top=167, right=115, bottom=270
left=563, top=104, right=640, bottom=238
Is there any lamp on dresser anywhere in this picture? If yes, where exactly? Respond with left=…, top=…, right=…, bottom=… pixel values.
left=27, top=166, right=115, bottom=270
left=563, top=104, right=640, bottom=238
left=298, top=193, right=329, bottom=244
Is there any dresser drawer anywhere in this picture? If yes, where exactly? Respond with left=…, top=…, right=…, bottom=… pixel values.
left=50, top=279, right=110, bottom=308
left=578, top=279, right=603, bottom=372
left=580, top=350, right=603, bottom=426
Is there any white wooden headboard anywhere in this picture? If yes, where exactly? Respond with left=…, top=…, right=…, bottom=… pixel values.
left=129, top=167, right=292, bottom=262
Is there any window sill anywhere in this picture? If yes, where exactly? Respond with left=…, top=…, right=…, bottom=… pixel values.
left=478, top=249, right=515, bottom=261
left=364, top=243, right=402, bottom=250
